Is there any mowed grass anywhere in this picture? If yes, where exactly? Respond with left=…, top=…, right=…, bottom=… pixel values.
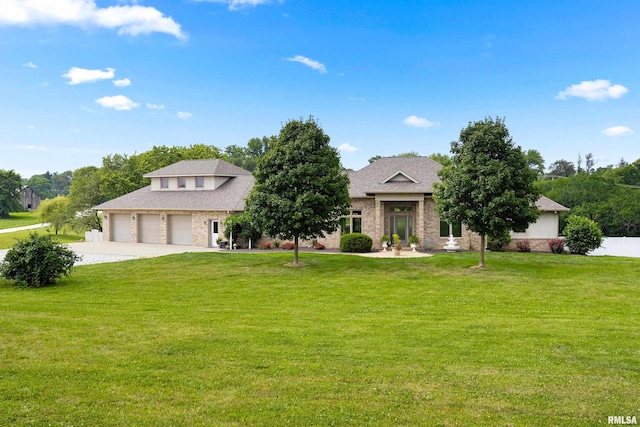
left=0, top=227, right=84, bottom=249
left=1, top=251, right=639, bottom=426
left=0, top=212, right=41, bottom=230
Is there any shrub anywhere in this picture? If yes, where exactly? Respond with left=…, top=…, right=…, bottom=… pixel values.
left=516, top=239, right=531, bottom=252
left=487, top=230, right=511, bottom=252
left=408, top=235, right=420, bottom=245
left=258, top=242, right=272, bottom=250
left=0, top=232, right=81, bottom=288
left=548, top=239, right=565, bottom=254
left=314, top=242, right=325, bottom=250
left=273, top=241, right=281, bottom=248
left=281, top=242, right=295, bottom=250
left=563, top=215, right=604, bottom=255
left=340, top=233, right=372, bottom=253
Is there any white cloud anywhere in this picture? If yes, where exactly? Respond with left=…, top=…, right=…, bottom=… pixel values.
left=146, top=102, right=165, bottom=110
left=348, top=96, right=366, bottom=102
left=113, top=78, right=131, bottom=87
left=286, top=55, right=327, bottom=74
left=177, top=111, right=192, bottom=119
left=19, top=144, right=46, bottom=151
left=195, top=0, right=280, bottom=11
left=601, top=126, right=634, bottom=137
left=337, top=143, right=358, bottom=153
left=63, top=67, right=115, bottom=85
left=556, top=79, right=628, bottom=101
left=95, top=95, right=139, bottom=110
left=0, top=0, right=186, bottom=39
left=23, top=61, right=37, bottom=68
left=403, top=115, right=439, bottom=128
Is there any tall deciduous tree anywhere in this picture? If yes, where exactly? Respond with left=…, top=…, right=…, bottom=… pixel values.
left=548, top=159, right=576, bottom=177
left=0, top=169, right=23, bottom=218
left=38, top=196, right=72, bottom=234
left=245, top=117, right=351, bottom=265
left=434, top=117, right=540, bottom=267
left=524, top=149, right=545, bottom=175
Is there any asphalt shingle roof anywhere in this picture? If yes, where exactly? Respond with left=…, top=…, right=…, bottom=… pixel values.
left=143, top=159, right=252, bottom=178
left=348, top=156, right=443, bottom=197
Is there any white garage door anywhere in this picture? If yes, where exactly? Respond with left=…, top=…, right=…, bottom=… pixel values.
left=111, top=214, right=131, bottom=242
left=139, top=214, right=161, bottom=244
left=169, top=215, right=192, bottom=245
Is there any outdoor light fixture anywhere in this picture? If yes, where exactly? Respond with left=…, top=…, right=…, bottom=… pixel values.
left=131, top=215, right=135, bottom=220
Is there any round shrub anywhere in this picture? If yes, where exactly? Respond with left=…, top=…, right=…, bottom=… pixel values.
left=0, top=232, right=81, bottom=288
left=563, top=215, right=604, bottom=255
left=339, top=233, right=372, bottom=253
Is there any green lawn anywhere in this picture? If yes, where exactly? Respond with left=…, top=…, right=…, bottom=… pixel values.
left=0, top=212, right=41, bottom=230
left=0, top=227, right=84, bottom=249
left=1, top=251, right=639, bottom=426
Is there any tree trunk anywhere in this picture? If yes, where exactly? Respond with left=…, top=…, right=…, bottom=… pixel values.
left=293, top=235, right=299, bottom=265
left=479, top=233, right=486, bottom=267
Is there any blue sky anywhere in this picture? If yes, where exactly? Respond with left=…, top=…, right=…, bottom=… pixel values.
left=1, top=0, right=639, bottom=178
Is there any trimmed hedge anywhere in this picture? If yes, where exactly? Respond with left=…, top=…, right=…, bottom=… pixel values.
left=340, top=233, right=373, bottom=253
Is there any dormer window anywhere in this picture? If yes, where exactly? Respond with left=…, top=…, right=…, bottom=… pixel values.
left=178, top=177, right=187, bottom=188
left=160, top=177, right=169, bottom=189
left=196, top=176, right=204, bottom=188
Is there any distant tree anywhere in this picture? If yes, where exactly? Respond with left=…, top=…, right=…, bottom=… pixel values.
left=434, top=117, right=540, bottom=267
left=547, top=159, right=576, bottom=177
left=612, top=159, right=640, bottom=186
left=51, top=171, right=72, bottom=196
left=428, top=153, right=452, bottom=167
left=585, top=153, right=597, bottom=174
left=524, top=149, right=545, bottom=175
left=68, top=166, right=104, bottom=232
left=225, top=136, right=273, bottom=172
left=245, top=117, right=351, bottom=265
left=26, top=175, right=54, bottom=199
left=368, top=155, right=383, bottom=164
left=0, top=169, right=23, bottom=218
left=37, top=196, right=73, bottom=234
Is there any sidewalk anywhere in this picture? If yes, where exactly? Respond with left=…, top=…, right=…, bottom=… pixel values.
left=0, top=223, right=49, bottom=234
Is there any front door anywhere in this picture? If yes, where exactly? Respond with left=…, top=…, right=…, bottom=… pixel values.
left=390, top=215, right=413, bottom=244
left=211, top=221, right=219, bottom=247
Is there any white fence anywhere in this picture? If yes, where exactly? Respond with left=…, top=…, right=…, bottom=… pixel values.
left=589, top=237, right=640, bottom=258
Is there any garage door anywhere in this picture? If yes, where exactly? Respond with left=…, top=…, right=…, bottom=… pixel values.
left=169, top=215, right=192, bottom=245
left=111, top=214, right=131, bottom=242
left=139, top=214, right=161, bottom=244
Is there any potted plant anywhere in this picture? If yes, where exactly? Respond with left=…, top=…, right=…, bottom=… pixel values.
left=408, top=234, right=419, bottom=251
left=380, top=234, right=390, bottom=251
left=392, top=233, right=402, bottom=256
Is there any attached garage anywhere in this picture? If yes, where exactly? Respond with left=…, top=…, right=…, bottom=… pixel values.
left=111, top=214, right=131, bottom=242
left=169, top=215, right=193, bottom=245
left=138, top=214, right=161, bottom=244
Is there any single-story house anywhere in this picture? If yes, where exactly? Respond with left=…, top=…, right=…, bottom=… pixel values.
left=94, top=157, right=568, bottom=251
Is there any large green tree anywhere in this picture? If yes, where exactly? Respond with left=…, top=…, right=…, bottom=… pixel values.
left=68, top=166, right=104, bottom=232
left=434, top=117, right=540, bottom=267
left=0, top=169, right=23, bottom=218
left=37, top=196, right=73, bottom=234
left=245, top=117, right=351, bottom=265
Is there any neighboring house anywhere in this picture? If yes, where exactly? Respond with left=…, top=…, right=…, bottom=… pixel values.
left=95, top=156, right=568, bottom=251
left=21, top=186, right=42, bottom=211
left=94, top=159, right=254, bottom=247
left=510, top=196, right=569, bottom=251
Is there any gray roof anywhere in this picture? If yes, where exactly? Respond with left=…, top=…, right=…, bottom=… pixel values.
left=536, top=195, right=570, bottom=212
left=349, top=156, right=443, bottom=197
left=95, top=174, right=254, bottom=211
left=143, top=159, right=252, bottom=178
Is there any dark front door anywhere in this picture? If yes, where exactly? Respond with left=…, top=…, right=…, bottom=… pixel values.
left=390, top=215, right=413, bottom=244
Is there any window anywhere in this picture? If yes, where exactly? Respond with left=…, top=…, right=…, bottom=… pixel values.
left=390, top=206, right=412, bottom=212
left=160, top=177, right=169, bottom=189
left=440, top=220, right=462, bottom=237
left=177, top=177, right=186, bottom=188
left=195, top=176, right=204, bottom=188
left=341, top=211, right=363, bottom=235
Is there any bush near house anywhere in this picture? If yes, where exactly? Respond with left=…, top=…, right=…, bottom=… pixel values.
left=0, top=231, right=81, bottom=288
left=548, top=239, right=565, bottom=254
left=340, top=233, right=373, bottom=253
left=487, top=230, right=511, bottom=252
left=516, top=240, right=531, bottom=252
left=563, top=215, right=604, bottom=255
left=281, top=242, right=295, bottom=250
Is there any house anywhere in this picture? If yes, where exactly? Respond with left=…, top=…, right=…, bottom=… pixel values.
left=21, top=186, right=42, bottom=211
left=94, top=159, right=254, bottom=246
left=95, top=156, right=568, bottom=251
